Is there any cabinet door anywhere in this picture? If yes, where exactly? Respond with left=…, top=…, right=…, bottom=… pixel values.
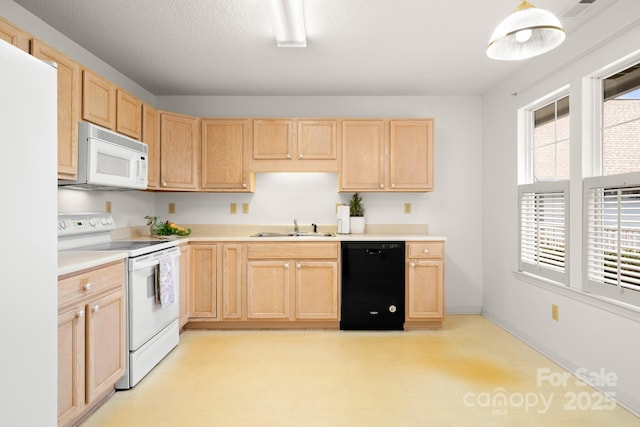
left=201, top=119, right=253, bottom=191
left=253, top=119, right=294, bottom=160
left=82, top=69, right=116, bottom=129
left=407, top=260, right=444, bottom=319
left=389, top=119, right=433, bottom=191
left=116, top=89, right=142, bottom=140
left=179, top=245, right=191, bottom=327
left=85, top=289, right=125, bottom=404
left=58, top=305, right=86, bottom=426
left=32, top=40, right=81, bottom=180
left=247, top=260, right=290, bottom=319
left=142, top=104, right=161, bottom=189
left=190, top=244, right=217, bottom=318
left=160, top=112, right=200, bottom=190
left=295, top=261, right=338, bottom=320
left=340, top=120, right=386, bottom=190
left=0, top=17, right=30, bottom=52
left=297, top=120, right=337, bottom=160
left=222, top=244, right=244, bottom=319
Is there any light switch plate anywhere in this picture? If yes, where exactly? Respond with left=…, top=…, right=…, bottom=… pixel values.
left=168, top=202, right=176, bottom=214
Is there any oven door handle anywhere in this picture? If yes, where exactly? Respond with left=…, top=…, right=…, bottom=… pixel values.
left=129, top=247, right=180, bottom=270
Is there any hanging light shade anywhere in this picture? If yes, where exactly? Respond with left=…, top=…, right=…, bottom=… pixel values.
left=487, top=0, right=566, bottom=61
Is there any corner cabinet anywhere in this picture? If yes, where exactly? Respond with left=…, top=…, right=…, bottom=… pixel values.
left=405, top=241, right=445, bottom=329
left=58, top=261, right=126, bottom=427
left=160, top=112, right=201, bottom=190
left=341, top=119, right=434, bottom=192
left=31, top=40, right=81, bottom=180
left=201, top=119, right=254, bottom=192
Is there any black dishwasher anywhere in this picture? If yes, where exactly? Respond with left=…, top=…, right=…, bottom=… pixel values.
left=340, top=241, right=405, bottom=330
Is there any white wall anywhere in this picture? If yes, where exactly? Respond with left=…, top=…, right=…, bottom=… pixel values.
left=156, top=95, right=484, bottom=313
left=482, top=0, right=640, bottom=415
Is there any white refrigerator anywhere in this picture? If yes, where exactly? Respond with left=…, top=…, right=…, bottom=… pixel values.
left=0, top=40, right=57, bottom=426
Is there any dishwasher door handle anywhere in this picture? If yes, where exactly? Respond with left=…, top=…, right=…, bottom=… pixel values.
left=365, top=249, right=382, bottom=255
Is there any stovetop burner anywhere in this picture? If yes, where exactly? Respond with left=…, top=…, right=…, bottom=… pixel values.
left=58, top=212, right=181, bottom=257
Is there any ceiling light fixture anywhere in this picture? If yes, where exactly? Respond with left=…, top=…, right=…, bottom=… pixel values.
left=269, top=0, right=307, bottom=47
left=486, top=0, right=566, bottom=61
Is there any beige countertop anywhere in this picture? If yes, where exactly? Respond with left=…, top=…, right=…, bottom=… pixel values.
left=58, top=251, right=128, bottom=276
left=60, top=224, right=446, bottom=276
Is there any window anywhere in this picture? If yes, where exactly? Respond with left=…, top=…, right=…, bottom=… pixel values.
left=518, top=92, right=570, bottom=284
left=519, top=182, right=568, bottom=283
left=585, top=60, right=640, bottom=305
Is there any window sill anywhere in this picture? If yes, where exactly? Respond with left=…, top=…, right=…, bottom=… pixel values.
left=513, top=270, right=640, bottom=323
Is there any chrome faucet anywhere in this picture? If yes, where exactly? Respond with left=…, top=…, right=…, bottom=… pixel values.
left=294, top=218, right=299, bottom=233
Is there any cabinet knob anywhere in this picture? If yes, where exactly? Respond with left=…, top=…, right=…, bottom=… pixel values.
left=286, top=153, right=292, bottom=159
left=76, top=310, right=85, bottom=319
left=299, top=154, right=304, bottom=159
left=423, top=249, right=430, bottom=254
left=391, top=183, right=396, bottom=188
left=379, top=184, right=384, bottom=189
left=92, top=305, right=100, bottom=313
left=162, top=180, right=167, bottom=187
left=284, top=263, right=289, bottom=269
left=410, top=262, right=416, bottom=267
left=242, top=183, right=247, bottom=188
left=296, top=263, right=301, bottom=269
left=82, top=282, right=92, bottom=291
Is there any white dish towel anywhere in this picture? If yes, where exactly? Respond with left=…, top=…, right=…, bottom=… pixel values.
left=156, top=257, right=176, bottom=308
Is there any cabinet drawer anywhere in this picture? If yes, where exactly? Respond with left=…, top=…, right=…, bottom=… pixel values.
left=247, top=242, right=339, bottom=259
left=407, top=242, right=444, bottom=259
left=58, top=261, right=125, bottom=308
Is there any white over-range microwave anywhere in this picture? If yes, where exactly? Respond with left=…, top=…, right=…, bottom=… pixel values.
left=59, top=121, right=148, bottom=190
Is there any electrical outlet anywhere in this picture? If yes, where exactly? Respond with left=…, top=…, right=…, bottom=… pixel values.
left=168, top=202, right=176, bottom=214
left=230, top=203, right=237, bottom=214
left=105, top=201, right=112, bottom=213
left=404, top=202, right=412, bottom=214
left=242, top=203, right=249, bottom=214
left=551, top=304, right=559, bottom=321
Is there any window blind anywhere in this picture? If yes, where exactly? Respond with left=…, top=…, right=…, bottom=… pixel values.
left=586, top=183, right=640, bottom=293
left=518, top=182, right=568, bottom=283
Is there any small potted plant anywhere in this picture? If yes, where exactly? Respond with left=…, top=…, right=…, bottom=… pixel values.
left=349, top=192, right=366, bottom=234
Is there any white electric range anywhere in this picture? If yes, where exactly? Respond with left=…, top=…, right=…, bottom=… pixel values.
left=58, top=212, right=181, bottom=389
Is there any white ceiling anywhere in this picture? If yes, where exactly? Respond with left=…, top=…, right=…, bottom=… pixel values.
left=14, top=0, right=613, bottom=96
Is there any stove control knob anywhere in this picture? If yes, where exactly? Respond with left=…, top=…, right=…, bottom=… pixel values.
left=88, top=218, right=97, bottom=227
left=389, top=305, right=397, bottom=313
left=58, top=220, right=67, bottom=230
left=107, top=217, right=113, bottom=225
left=101, top=217, right=108, bottom=225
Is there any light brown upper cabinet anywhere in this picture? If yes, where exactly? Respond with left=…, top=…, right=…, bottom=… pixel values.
left=142, top=104, right=160, bottom=189
left=82, top=69, right=116, bottom=130
left=116, top=89, right=142, bottom=140
left=31, top=40, right=81, bottom=180
left=201, top=119, right=254, bottom=192
left=159, top=112, right=200, bottom=190
left=251, top=119, right=338, bottom=172
left=340, top=120, right=386, bottom=190
left=0, top=16, right=30, bottom=52
left=340, top=119, right=434, bottom=192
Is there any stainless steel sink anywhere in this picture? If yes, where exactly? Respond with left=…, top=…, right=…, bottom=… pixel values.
left=250, top=231, right=335, bottom=238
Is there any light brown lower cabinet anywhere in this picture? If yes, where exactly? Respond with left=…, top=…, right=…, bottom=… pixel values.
left=190, top=244, right=218, bottom=318
left=58, top=261, right=126, bottom=427
left=405, top=241, right=445, bottom=329
left=246, top=242, right=339, bottom=321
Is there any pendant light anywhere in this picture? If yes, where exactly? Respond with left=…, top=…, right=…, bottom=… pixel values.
left=487, top=0, right=566, bottom=61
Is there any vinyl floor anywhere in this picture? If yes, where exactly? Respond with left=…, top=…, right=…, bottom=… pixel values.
left=80, top=315, right=640, bottom=426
